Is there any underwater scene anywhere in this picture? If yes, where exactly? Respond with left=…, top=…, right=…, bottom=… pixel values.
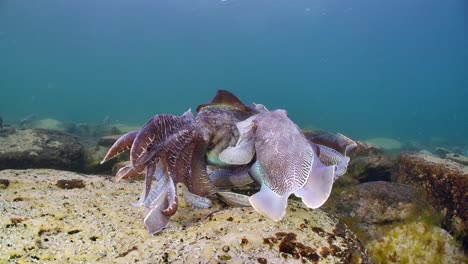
left=0, top=0, right=467, bottom=263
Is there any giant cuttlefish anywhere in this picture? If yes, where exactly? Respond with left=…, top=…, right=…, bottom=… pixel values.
left=101, top=90, right=356, bottom=234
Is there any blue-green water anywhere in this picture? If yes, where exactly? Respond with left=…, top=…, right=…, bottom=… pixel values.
left=1, top=0, right=467, bottom=145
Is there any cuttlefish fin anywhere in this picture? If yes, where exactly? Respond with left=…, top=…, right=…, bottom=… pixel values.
left=218, top=116, right=256, bottom=165
left=247, top=160, right=289, bottom=221
left=294, top=159, right=335, bottom=209
left=196, top=90, right=251, bottom=112
left=249, top=184, right=289, bottom=222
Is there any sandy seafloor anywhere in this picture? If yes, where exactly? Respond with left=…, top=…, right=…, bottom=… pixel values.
left=0, top=169, right=369, bottom=263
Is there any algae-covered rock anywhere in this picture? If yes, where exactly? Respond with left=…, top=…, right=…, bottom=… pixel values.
left=393, top=153, right=468, bottom=248
left=324, top=181, right=439, bottom=241
left=0, top=169, right=370, bottom=263
left=0, top=129, right=84, bottom=171
left=367, top=222, right=466, bottom=264
left=347, top=154, right=395, bottom=183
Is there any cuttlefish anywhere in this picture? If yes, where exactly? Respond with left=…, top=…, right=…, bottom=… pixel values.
left=219, top=109, right=356, bottom=221
left=101, top=90, right=356, bottom=234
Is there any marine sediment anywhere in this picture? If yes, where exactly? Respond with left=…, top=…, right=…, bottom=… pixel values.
left=0, top=169, right=370, bottom=263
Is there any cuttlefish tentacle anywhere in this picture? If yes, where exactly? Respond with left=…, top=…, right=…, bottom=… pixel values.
left=100, top=130, right=139, bottom=164
left=141, top=171, right=171, bottom=234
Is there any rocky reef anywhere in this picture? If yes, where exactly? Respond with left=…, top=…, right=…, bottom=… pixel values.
left=0, top=169, right=369, bottom=263
left=393, top=153, right=468, bottom=249
left=0, top=129, right=84, bottom=171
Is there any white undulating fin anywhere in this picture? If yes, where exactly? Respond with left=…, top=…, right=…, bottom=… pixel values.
left=249, top=184, right=289, bottom=222
left=294, top=159, right=335, bottom=209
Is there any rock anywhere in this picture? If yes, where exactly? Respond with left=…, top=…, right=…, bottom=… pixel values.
left=97, top=135, right=121, bottom=147
left=434, top=147, right=468, bottom=166
left=91, top=123, right=139, bottom=137
left=364, top=137, right=403, bottom=153
left=393, top=153, right=468, bottom=248
left=0, top=169, right=370, bottom=263
left=22, top=118, right=75, bottom=133
left=0, top=129, right=84, bottom=171
left=446, top=153, right=468, bottom=166
left=367, top=222, right=466, bottom=263
left=323, top=181, right=438, bottom=241
left=341, top=140, right=395, bottom=183
left=346, top=154, right=395, bottom=183
left=349, top=141, right=385, bottom=158
left=83, top=144, right=120, bottom=174
left=70, top=123, right=90, bottom=136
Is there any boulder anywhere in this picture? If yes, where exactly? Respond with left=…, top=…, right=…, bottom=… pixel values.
left=393, top=153, right=468, bottom=249
left=347, top=154, right=395, bottom=183
left=0, top=129, right=83, bottom=171
left=0, top=169, right=370, bottom=263
left=97, top=135, right=121, bottom=147
left=323, top=181, right=466, bottom=262
left=21, top=118, right=75, bottom=133
left=323, top=181, right=438, bottom=241
left=367, top=222, right=466, bottom=263
left=345, top=141, right=395, bottom=183
left=80, top=137, right=126, bottom=174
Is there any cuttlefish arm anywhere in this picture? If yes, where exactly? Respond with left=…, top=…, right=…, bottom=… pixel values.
left=130, top=114, right=194, bottom=173
left=137, top=166, right=178, bottom=235
left=100, top=130, right=139, bottom=164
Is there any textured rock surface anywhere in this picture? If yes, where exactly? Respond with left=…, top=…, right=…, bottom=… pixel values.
left=0, top=169, right=370, bottom=263
left=343, top=140, right=396, bottom=183
left=21, top=118, right=75, bottom=133
left=347, top=155, right=395, bottom=183
left=367, top=222, right=466, bottom=264
left=324, top=181, right=437, bottom=241
left=0, top=129, right=84, bottom=171
left=393, top=153, right=468, bottom=248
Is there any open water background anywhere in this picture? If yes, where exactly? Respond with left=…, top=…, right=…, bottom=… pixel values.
left=1, top=0, right=467, bottom=145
